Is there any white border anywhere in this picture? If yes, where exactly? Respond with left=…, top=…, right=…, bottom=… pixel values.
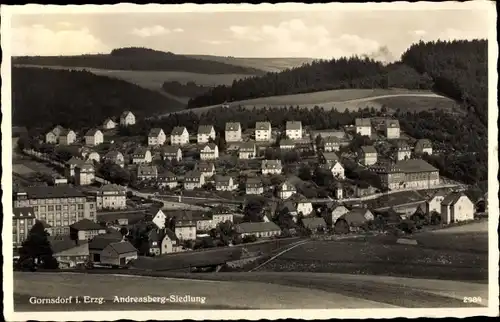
left=2, top=2, right=498, bottom=320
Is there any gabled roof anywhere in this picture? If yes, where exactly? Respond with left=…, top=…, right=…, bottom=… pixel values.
left=159, top=171, right=177, bottom=180
left=48, top=236, right=86, bottom=254
left=133, top=147, right=150, bottom=157
left=137, top=165, right=158, bottom=176
left=59, top=128, right=74, bottom=136
left=18, top=186, right=86, bottom=199
left=341, top=209, right=370, bottom=226
left=103, top=117, right=115, bottom=124
left=121, top=111, right=134, bottom=118
left=246, top=177, right=262, bottom=187
left=76, top=162, right=94, bottom=172
left=302, top=217, right=327, bottom=229
left=415, top=139, right=432, bottom=149
left=107, top=241, right=137, bottom=254
left=163, top=228, right=178, bottom=242
left=280, top=181, right=296, bottom=191
left=236, top=222, right=281, bottom=233
left=215, top=175, right=233, bottom=185
left=163, top=145, right=181, bottom=155
left=239, top=142, right=256, bottom=152
left=105, top=150, right=123, bottom=159
left=70, top=218, right=103, bottom=231
left=441, top=192, right=468, bottom=206
left=286, top=121, right=302, bottom=130
left=99, top=184, right=126, bottom=193
left=395, top=159, right=438, bottom=173
left=171, top=126, right=187, bottom=136
left=355, top=118, right=371, bottom=127
left=196, top=161, right=215, bottom=172
left=198, top=125, right=214, bottom=134
left=262, top=159, right=282, bottom=169
left=322, top=152, right=340, bottom=161
left=280, top=139, right=296, bottom=146
left=66, top=157, right=85, bottom=166
left=148, top=229, right=165, bottom=243
left=361, top=145, right=377, bottom=154
left=13, top=207, right=36, bottom=219
left=225, top=122, right=241, bottom=131
left=255, top=121, right=271, bottom=130
left=201, top=143, right=218, bottom=151
left=394, top=140, right=410, bottom=150
left=148, top=128, right=164, bottom=137
left=85, top=128, right=101, bottom=136
left=185, top=170, right=202, bottom=179
left=385, top=119, right=400, bottom=128
left=88, top=234, right=123, bottom=250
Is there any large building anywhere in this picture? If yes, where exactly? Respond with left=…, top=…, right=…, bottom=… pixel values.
left=285, top=121, right=302, bottom=140
left=225, top=122, right=242, bottom=142
left=255, top=121, right=272, bottom=141
left=13, top=186, right=97, bottom=236
left=385, top=119, right=400, bottom=139
left=88, top=184, right=127, bottom=210
left=370, top=159, right=440, bottom=191
left=13, top=207, right=38, bottom=248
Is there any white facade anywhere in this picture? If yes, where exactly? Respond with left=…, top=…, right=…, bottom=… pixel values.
left=285, top=121, right=302, bottom=140
left=103, top=119, right=116, bottom=130
left=279, top=182, right=296, bottom=200
left=441, top=195, right=475, bottom=224
left=397, top=150, right=412, bottom=161
left=262, top=160, right=282, bottom=175
left=386, top=127, right=400, bottom=139
left=331, top=206, right=350, bottom=223
left=86, top=152, right=100, bottom=163
left=225, top=123, right=242, bottom=142
left=75, top=166, right=95, bottom=186
left=296, top=202, right=313, bottom=216
left=255, top=122, right=272, bottom=141
left=184, top=174, right=205, bottom=190
left=330, top=161, right=345, bottom=179
left=171, top=127, right=190, bottom=145
left=175, top=226, right=196, bottom=241
left=85, top=130, right=104, bottom=146
left=216, top=177, right=237, bottom=191
left=200, top=144, right=219, bottom=160
left=197, top=126, right=216, bottom=144
left=426, top=195, right=445, bottom=214
left=152, top=209, right=167, bottom=229
left=148, top=129, right=166, bottom=146
left=120, top=112, right=136, bottom=126
left=132, top=150, right=152, bottom=164
left=59, top=131, right=77, bottom=145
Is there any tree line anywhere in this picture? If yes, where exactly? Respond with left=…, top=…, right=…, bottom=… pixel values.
left=161, top=81, right=212, bottom=98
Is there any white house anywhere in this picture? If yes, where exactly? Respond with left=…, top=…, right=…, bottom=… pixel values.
left=74, top=162, right=95, bottom=186
left=330, top=205, right=350, bottom=224
left=255, top=121, right=272, bottom=141
left=158, top=172, right=178, bottom=189
left=355, top=118, right=371, bottom=137
left=45, top=125, right=65, bottom=144
left=225, top=122, right=242, bottom=142
left=426, top=191, right=447, bottom=214
left=279, top=139, right=296, bottom=150
left=162, top=146, right=182, bottom=162
left=394, top=140, right=412, bottom=161
left=359, top=146, right=378, bottom=166
left=215, top=176, right=237, bottom=191
left=197, top=125, right=216, bottom=144
left=84, top=129, right=104, bottom=146
left=132, top=147, right=152, bottom=164
left=137, top=165, right=158, bottom=180
left=200, top=143, right=219, bottom=160
left=327, top=161, right=345, bottom=179
left=196, top=162, right=216, bottom=178
left=238, top=142, right=257, bottom=159
left=278, top=181, right=296, bottom=200
left=285, top=121, right=302, bottom=140
left=174, top=216, right=197, bottom=241
left=92, top=184, right=127, bottom=210
left=148, top=128, right=166, bottom=146
left=58, top=129, right=77, bottom=145
left=152, top=209, right=167, bottom=230
left=120, top=111, right=136, bottom=127
left=104, top=151, right=125, bottom=167
left=246, top=178, right=264, bottom=195
left=324, top=137, right=340, bottom=152
left=261, top=160, right=282, bottom=175
left=84, top=151, right=100, bottom=163
left=102, top=118, right=117, bottom=130
left=184, top=171, right=205, bottom=190
left=170, top=126, right=190, bottom=145
left=440, top=193, right=475, bottom=224
left=288, top=194, right=313, bottom=216
left=385, top=119, right=400, bottom=139
left=236, top=222, right=281, bottom=238
left=415, top=139, right=433, bottom=156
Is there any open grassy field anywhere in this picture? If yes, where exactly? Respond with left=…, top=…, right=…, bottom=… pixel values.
left=169, top=88, right=458, bottom=116
left=373, top=95, right=464, bottom=114
left=187, top=55, right=317, bottom=72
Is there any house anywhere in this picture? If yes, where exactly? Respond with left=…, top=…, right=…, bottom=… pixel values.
left=301, top=217, right=327, bottom=232
left=69, top=219, right=106, bottom=241
left=394, top=140, right=411, bottom=161
left=197, top=125, right=216, bottom=144
left=196, top=162, right=216, bottom=178
left=426, top=191, right=447, bottom=214
left=58, top=129, right=77, bottom=145
left=174, top=213, right=197, bottom=241
left=324, top=137, right=341, bottom=152
left=285, top=121, right=302, bottom=140
left=246, top=178, right=264, bottom=195
left=215, top=176, right=237, bottom=191
left=385, top=119, right=400, bottom=139
left=100, top=240, right=138, bottom=267
left=158, top=172, right=178, bottom=189
left=200, top=143, right=219, bottom=160
left=255, top=121, right=272, bottom=141
left=195, top=213, right=216, bottom=232
left=334, top=182, right=344, bottom=200
left=161, top=228, right=182, bottom=254
left=370, top=159, right=440, bottom=190
left=102, top=118, right=117, bottom=130
left=278, top=181, right=296, bottom=199
left=74, top=162, right=95, bottom=186
left=261, top=160, right=282, bottom=175
left=45, top=125, right=65, bottom=143
left=96, top=211, right=146, bottom=227
left=238, top=142, right=257, bottom=159
left=152, top=208, right=167, bottom=229
left=355, top=118, right=371, bottom=137
left=90, top=184, right=127, bottom=210
left=211, top=208, right=234, bottom=226
left=170, top=126, right=190, bottom=145
left=65, top=157, right=85, bottom=178
left=49, top=236, right=90, bottom=269
left=162, top=146, right=182, bottom=162
left=120, top=111, right=136, bottom=127
left=340, top=208, right=374, bottom=231
left=148, top=229, right=164, bottom=256
left=279, top=139, right=296, bottom=150
left=148, top=128, right=166, bottom=146
left=137, top=165, right=158, bottom=180
left=103, top=151, right=125, bottom=167
left=184, top=171, right=205, bottom=190
left=236, top=222, right=281, bottom=238
left=324, top=160, right=345, bottom=179
left=225, top=122, right=242, bottom=142
left=88, top=233, right=126, bottom=264
left=132, top=147, right=152, bottom=164
left=359, top=146, right=378, bottom=166
left=84, top=151, right=100, bottom=163
left=441, top=193, right=475, bottom=224
left=310, top=129, right=346, bottom=140
left=329, top=205, right=350, bottom=224
left=320, top=152, right=340, bottom=166
left=288, top=194, right=313, bottom=216
left=84, top=128, right=103, bottom=146
left=13, top=207, right=37, bottom=247
left=414, top=139, right=433, bottom=156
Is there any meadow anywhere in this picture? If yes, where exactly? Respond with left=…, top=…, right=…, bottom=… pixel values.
left=186, top=55, right=317, bottom=72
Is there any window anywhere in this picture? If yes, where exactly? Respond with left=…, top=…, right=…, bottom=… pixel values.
left=78, top=204, right=84, bottom=210
left=40, top=206, right=46, bottom=212
left=63, top=205, right=68, bottom=211
left=56, top=205, right=62, bottom=211
left=48, top=205, right=54, bottom=212
left=33, top=206, right=38, bottom=212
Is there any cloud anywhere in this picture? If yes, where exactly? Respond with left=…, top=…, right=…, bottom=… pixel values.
left=131, top=25, right=171, bottom=37
left=228, top=19, right=384, bottom=59
left=173, top=28, right=184, bottom=33
left=12, top=24, right=110, bottom=56
left=412, top=30, right=427, bottom=36
left=202, top=40, right=231, bottom=45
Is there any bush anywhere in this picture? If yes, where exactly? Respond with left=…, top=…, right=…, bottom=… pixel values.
left=242, top=235, right=258, bottom=243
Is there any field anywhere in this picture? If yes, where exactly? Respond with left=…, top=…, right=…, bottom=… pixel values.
left=187, top=55, right=317, bottom=72
left=169, top=88, right=457, bottom=116
left=373, top=95, right=465, bottom=114
left=12, top=160, right=59, bottom=176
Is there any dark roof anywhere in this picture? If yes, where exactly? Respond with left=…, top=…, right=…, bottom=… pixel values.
left=185, top=170, right=202, bottom=179
left=197, top=162, right=215, bottom=172
left=148, top=229, right=165, bottom=243
left=159, top=171, right=177, bottom=180
left=133, top=147, right=150, bottom=157
left=164, top=228, right=178, bottom=242
left=85, top=128, right=101, bottom=136
left=13, top=207, right=36, bottom=219
left=163, top=145, right=181, bottom=155
left=58, top=129, right=74, bottom=136
left=70, top=218, right=103, bottom=231
left=246, top=178, right=262, bottom=187
left=415, top=139, right=432, bottom=149
left=361, top=145, right=377, bottom=154
left=311, top=129, right=346, bottom=139
left=280, top=139, right=296, bottom=146
left=201, top=143, right=218, bottom=150
left=48, top=236, right=84, bottom=254
left=121, top=111, right=134, bottom=118
left=105, top=150, right=123, bottom=159
left=441, top=192, right=467, bottom=206
left=17, top=186, right=86, bottom=199
left=395, top=159, right=438, bottom=173
left=198, top=125, right=214, bottom=134
left=322, top=152, right=340, bottom=161
left=107, top=241, right=137, bottom=254
left=394, top=140, right=411, bottom=150
left=66, top=157, right=85, bottom=166
left=225, top=122, right=241, bottom=131
left=171, top=126, right=187, bottom=136
left=96, top=211, right=146, bottom=225
left=355, top=118, right=371, bottom=127
left=88, top=234, right=123, bottom=250
left=302, top=217, right=327, bottom=229
left=255, top=121, right=271, bottom=130
left=385, top=119, right=400, bottom=128
left=286, top=121, right=302, bottom=130
left=137, top=165, right=158, bottom=176
left=237, top=222, right=281, bottom=233
left=149, top=128, right=164, bottom=137
left=239, top=142, right=256, bottom=152
left=262, top=159, right=282, bottom=169
left=341, top=208, right=371, bottom=226
left=215, top=176, right=233, bottom=185
left=99, top=184, right=127, bottom=193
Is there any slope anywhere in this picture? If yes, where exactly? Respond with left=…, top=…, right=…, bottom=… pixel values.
left=12, top=66, right=186, bottom=129
left=187, top=55, right=317, bottom=72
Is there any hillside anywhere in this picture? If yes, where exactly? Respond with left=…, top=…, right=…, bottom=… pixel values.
left=187, top=55, right=317, bottom=72
left=12, top=66, right=186, bottom=129
left=12, top=47, right=265, bottom=75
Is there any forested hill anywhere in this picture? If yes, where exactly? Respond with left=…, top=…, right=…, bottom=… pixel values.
left=188, top=40, right=488, bottom=125
left=12, top=67, right=185, bottom=129
left=12, top=47, right=264, bottom=75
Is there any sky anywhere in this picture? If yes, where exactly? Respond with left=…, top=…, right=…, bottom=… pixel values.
left=7, top=4, right=492, bottom=62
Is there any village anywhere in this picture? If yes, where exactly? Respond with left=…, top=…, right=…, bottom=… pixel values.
left=12, top=109, right=487, bottom=270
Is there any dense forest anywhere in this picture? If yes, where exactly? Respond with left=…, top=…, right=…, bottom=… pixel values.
left=161, top=81, right=211, bottom=98
left=13, top=47, right=264, bottom=75
left=12, top=67, right=185, bottom=129
left=187, top=57, right=435, bottom=108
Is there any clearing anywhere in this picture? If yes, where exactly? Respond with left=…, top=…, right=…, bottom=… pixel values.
left=168, top=88, right=459, bottom=116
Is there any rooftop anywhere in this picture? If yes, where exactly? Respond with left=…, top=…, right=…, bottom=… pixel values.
left=255, top=121, right=271, bottom=130
left=198, top=125, right=214, bottom=134
left=70, top=218, right=103, bottom=231
left=236, top=222, right=281, bottom=233
left=361, top=145, right=377, bottom=154
left=107, top=241, right=137, bottom=254
left=149, top=128, right=164, bottom=137
left=171, top=126, right=187, bottom=136
left=16, top=186, right=86, bottom=199
left=286, top=121, right=302, bottom=130
left=13, top=207, right=36, bottom=219
left=85, top=128, right=101, bottom=136
left=225, top=122, right=241, bottom=131
left=355, top=118, right=371, bottom=127
left=396, top=159, right=438, bottom=173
